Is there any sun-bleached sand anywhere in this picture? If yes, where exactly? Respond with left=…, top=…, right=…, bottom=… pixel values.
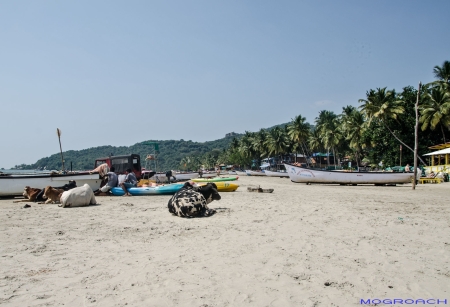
left=1, top=176, right=449, bottom=306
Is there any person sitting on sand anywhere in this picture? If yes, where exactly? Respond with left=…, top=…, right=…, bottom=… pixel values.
left=95, top=166, right=118, bottom=195
left=120, top=168, right=137, bottom=196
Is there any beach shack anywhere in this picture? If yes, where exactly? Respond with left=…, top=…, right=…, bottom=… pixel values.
left=423, top=143, right=450, bottom=174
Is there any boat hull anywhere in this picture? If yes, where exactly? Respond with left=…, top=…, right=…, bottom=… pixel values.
left=152, top=172, right=200, bottom=182
left=284, top=164, right=414, bottom=184
left=110, top=183, right=184, bottom=196
left=245, top=170, right=266, bottom=176
left=191, top=176, right=239, bottom=183
left=197, top=182, right=239, bottom=192
left=264, top=170, right=289, bottom=177
left=235, top=171, right=248, bottom=176
left=0, top=173, right=102, bottom=196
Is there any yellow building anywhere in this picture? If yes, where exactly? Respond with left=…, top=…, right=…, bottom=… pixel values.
left=423, top=143, right=450, bottom=173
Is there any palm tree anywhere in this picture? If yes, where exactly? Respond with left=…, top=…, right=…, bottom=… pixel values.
left=238, top=132, right=256, bottom=169
left=433, top=60, right=450, bottom=85
left=359, top=88, right=405, bottom=146
left=265, top=127, right=289, bottom=168
left=420, top=85, right=450, bottom=143
left=315, top=110, right=340, bottom=167
left=229, top=138, right=240, bottom=152
left=359, top=87, right=427, bottom=165
left=179, top=157, right=188, bottom=170
left=341, top=106, right=366, bottom=167
left=287, top=115, right=311, bottom=163
left=308, top=129, right=324, bottom=167
left=252, top=129, right=269, bottom=164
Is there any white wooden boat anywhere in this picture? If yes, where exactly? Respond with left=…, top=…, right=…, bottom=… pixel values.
left=174, top=172, right=200, bottom=180
left=264, top=170, right=289, bottom=177
left=145, top=172, right=200, bottom=183
left=235, top=171, right=248, bottom=176
left=245, top=170, right=267, bottom=176
left=284, top=163, right=414, bottom=185
left=198, top=171, right=232, bottom=178
left=0, top=172, right=102, bottom=196
left=201, top=172, right=218, bottom=178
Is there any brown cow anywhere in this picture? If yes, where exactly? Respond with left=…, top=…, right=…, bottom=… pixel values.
left=13, top=186, right=42, bottom=203
left=38, top=186, right=64, bottom=204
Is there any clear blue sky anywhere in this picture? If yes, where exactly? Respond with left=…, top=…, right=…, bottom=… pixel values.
left=1, top=0, right=449, bottom=168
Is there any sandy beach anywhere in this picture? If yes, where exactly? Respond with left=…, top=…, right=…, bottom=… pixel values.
left=1, top=176, right=449, bottom=306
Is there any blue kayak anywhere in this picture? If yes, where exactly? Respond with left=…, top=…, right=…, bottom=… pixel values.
left=111, top=184, right=184, bottom=196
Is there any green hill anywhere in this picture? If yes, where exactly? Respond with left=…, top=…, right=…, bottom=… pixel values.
left=16, top=135, right=243, bottom=172
left=14, top=122, right=303, bottom=171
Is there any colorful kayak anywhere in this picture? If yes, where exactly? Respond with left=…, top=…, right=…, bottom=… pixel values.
left=191, top=176, right=239, bottom=183
left=111, top=183, right=184, bottom=196
left=197, top=181, right=239, bottom=192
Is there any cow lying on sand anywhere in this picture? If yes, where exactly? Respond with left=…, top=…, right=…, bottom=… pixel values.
left=168, top=182, right=220, bottom=218
left=13, top=181, right=77, bottom=204
left=13, top=186, right=43, bottom=203
left=59, top=184, right=96, bottom=208
left=39, top=186, right=64, bottom=204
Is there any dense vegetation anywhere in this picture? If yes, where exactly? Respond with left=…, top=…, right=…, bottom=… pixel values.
left=219, top=61, right=450, bottom=170
left=12, top=135, right=246, bottom=172
left=13, top=61, right=450, bottom=172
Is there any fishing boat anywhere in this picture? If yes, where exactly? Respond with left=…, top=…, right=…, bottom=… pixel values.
left=199, top=172, right=217, bottom=178
left=0, top=172, right=102, bottom=196
left=142, top=171, right=200, bottom=182
left=197, top=182, right=239, bottom=192
left=191, top=176, right=239, bottom=183
left=263, top=170, right=289, bottom=178
left=235, top=170, right=248, bottom=176
left=245, top=170, right=267, bottom=176
left=284, top=163, right=414, bottom=185
left=110, top=183, right=184, bottom=196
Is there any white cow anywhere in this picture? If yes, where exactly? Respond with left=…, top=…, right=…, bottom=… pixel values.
left=59, top=184, right=97, bottom=208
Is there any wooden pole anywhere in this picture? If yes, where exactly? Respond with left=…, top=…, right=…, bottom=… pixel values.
left=56, top=128, right=65, bottom=172
left=412, top=82, right=421, bottom=190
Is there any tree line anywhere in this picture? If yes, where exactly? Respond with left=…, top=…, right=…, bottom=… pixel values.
left=182, top=61, right=449, bottom=170
left=13, top=61, right=449, bottom=172
left=12, top=138, right=238, bottom=172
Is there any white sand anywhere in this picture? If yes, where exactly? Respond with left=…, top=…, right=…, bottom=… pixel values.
left=1, top=176, right=449, bottom=306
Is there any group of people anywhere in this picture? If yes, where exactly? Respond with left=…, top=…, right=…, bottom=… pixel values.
left=96, top=167, right=180, bottom=196
left=405, top=163, right=439, bottom=179
left=95, top=167, right=137, bottom=197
